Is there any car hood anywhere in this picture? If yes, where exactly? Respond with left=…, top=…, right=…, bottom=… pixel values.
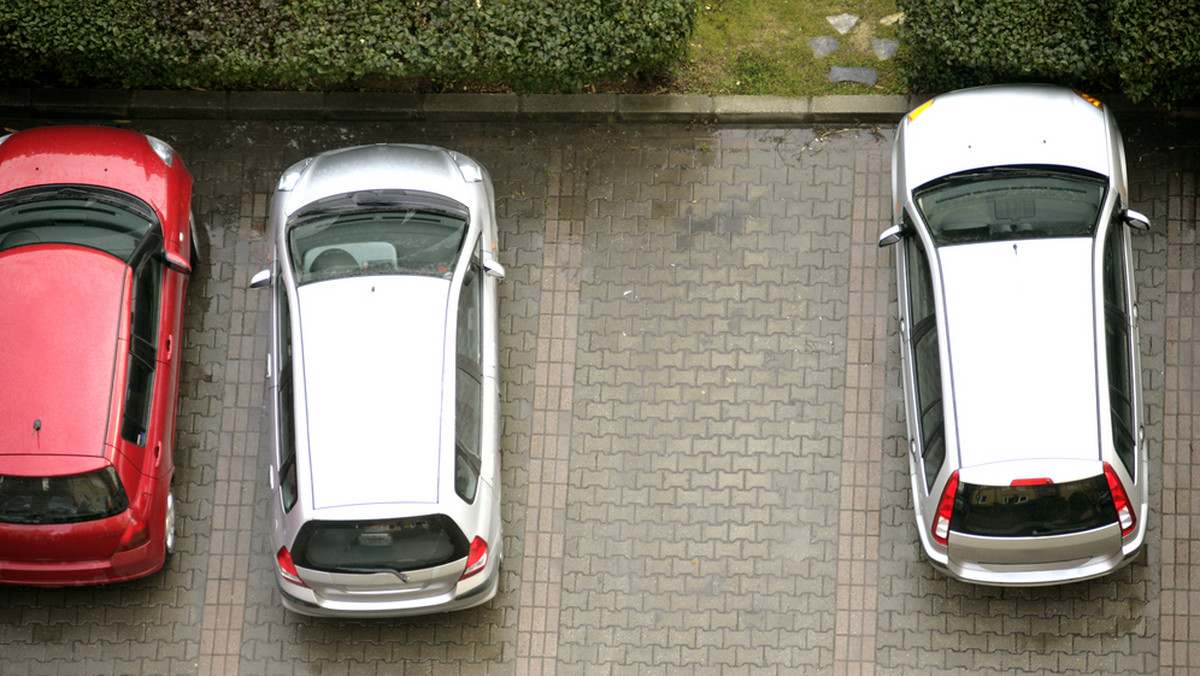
left=283, top=145, right=474, bottom=218
left=938, top=237, right=1100, bottom=468
left=901, top=85, right=1112, bottom=191
left=0, top=246, right=125, bottom=461
left=296, top=275, right=451, bottom=510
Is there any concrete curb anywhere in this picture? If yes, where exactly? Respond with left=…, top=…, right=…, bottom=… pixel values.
left=0, top=89, right=924, bottom=124
left=0, top=89, right=1187, bottom=125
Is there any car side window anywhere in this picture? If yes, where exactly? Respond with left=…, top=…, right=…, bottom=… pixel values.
left=907, top=234, right=945, bottom=491
left=1103, top=220, right=1136, bottom=478
left=276, top=278, right=299, bottom=511
left=121, top=241, right=162, bottom=446
left=455, top=253, right=484, bottom=503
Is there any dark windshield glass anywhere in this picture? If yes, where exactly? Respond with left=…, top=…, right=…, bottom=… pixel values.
left=287, top=191, right=468, bottom=284
left=951, top=475, right=1117, bottom=537
left=0, top=186, right=156, bottom=261
left=914, top=167, right=1107, bottom=246
left=0, top=467, right=129, bottom=525
left=292, top=514, right=469, bottom=574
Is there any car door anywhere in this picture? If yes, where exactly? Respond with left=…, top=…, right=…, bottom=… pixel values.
left=115, top=230, right=176, bottom=527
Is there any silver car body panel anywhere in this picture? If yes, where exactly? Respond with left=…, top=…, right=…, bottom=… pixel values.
left=900, top=85, right=1111, bottom=190
left=888, top=85, right=1148, bottom=586
left=297, top=276, right=449, bottom=510
left=938, top=238, right=1098, bottom=467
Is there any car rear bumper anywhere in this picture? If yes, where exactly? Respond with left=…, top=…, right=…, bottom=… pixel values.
left=0, top=542, right=164, bottom=587
left=929, top=539, right=1144, bottom=587
left=277, top=558, right=501, bottom=618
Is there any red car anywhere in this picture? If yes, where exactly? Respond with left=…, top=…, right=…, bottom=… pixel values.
left=0, top=126, right=193, bottom=586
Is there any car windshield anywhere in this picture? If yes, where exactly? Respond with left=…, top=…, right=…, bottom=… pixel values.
left=914, top=166, right=1107, bottom=246
left=0, top=466, right=129, bottom=525
left=292, top=514, right=470, bottom=574
left=951, top=475, right=1117, bottom=537
left=0, top=186, right=157, bottom=261
left=287, top=190, right=468, bottom=284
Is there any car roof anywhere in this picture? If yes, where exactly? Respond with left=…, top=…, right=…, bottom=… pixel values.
left=901, top=85, right=1113, bottom=190
left=938, top=237, right=1100, bottom=468
left=0, top=246, right=127, bottom=463
left=297, top=274, right=451, bottom=510
left=282, top=144, right=479, bottom=218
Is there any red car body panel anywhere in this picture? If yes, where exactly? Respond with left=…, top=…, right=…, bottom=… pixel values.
left=0, top=125, right=191, bottom=586
left=0, top=125, right=193, bottom=265
left=0, top=245, right=125, bottom=459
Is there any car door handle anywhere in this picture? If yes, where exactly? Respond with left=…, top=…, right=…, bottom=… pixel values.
left=165, top=334, right=173, bottom=361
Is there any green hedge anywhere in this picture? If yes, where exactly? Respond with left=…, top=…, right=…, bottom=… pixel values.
left=1110, top=0, right=1200, bottom=107
left=0, top=0, right=698, bottom=93
left=898, top=0, right=1200, bottom=107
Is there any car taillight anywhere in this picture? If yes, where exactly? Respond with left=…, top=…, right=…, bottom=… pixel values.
left=1104, top=463, right=1137, bottom=536
left=460, top=536, right=488, bottom=580
left=931, top=471, right=960, bottom=546
left=115, top=515, right=150, bottom=553
left=276, top=546, right=309, bottom=588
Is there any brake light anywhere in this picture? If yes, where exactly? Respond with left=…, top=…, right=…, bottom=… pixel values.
left=931, top=471, right=959, bottom=546
left=460, top=536, right=488, bottom=580
left=1011, top=478, right=1052, bottom=486
left=276, top=546, right=309, bottom=587
left=115, top=515, right=150, bottom=553
left=1104, top=463, right=1136, bottom=536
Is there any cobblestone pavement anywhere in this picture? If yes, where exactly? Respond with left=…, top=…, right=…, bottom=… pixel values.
left=0, top=114, right=1195, bottom=675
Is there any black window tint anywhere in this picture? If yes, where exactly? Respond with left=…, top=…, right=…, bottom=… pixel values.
left=0, top=186, right=157, bottom=261
left=913, top=166, right=1107, bottom=245
left=1103, top=223, right=1136, bottom=477
left=952, top=476, right=1117, bottom=537
left=121, top=252, right=161, bottom=446
left=276, top=280, right=298, bottom=512
left=907, top=236, right=945, bottom=491
left=455, top=260, right=484, bottom=502
left=906, top=227, right=936, bottom=325
left=292, top=515, right=470, bottom=574
left=0, top=467, right=129, bottom=525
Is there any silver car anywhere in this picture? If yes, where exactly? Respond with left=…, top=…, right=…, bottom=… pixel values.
left=251, top=144, right=505, bottom=616
left=879, top=85, right=1150, bottom=586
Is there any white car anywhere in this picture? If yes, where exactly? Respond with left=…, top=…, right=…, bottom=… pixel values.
left=251, top=144, right=505, bottom=616
left=879, top=85, right=1150, bottom=585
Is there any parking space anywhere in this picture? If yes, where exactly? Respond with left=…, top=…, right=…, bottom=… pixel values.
left=0, top=113, right=1194, bottom=674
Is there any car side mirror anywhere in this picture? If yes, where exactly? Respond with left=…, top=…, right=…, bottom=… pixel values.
left=249, top=268, right=272, bottom=289
left=877, top=224, right=905, bottom=248
left=161, top=250, right=192, bottom=275
left=483, top=257, right=506, bottom=281
left=1123, top=209, right=1150, bottom=231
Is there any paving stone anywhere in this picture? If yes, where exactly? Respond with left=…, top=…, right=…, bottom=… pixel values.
left=809, top=36, right=840, bottom=59
left=870, top=38, right=900, bottom=60
left=826, top=12, right=859, bottom=34
left=829, top=66, right=879, bottom=86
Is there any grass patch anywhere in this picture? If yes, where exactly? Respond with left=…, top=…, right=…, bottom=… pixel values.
left=672, top=0, right=903, bottom=95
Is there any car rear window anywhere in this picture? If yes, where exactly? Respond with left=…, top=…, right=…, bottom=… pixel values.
left=0, top=466, right=129, bottom=525
left=292, top=514, right=469, bottom=574
left=951, top=475, right=1117, bottom=537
